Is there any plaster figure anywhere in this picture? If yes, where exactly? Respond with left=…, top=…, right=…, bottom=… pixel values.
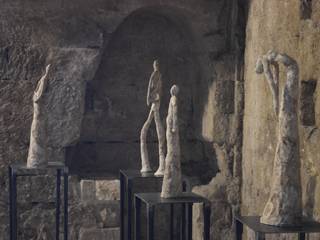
left=256, top=51, right=302, bottom=226
left=161, top=85, right=182, bottom=198
left=27, top=64, right=51, bottom=168
left=140, top=60, right=166, bottom=176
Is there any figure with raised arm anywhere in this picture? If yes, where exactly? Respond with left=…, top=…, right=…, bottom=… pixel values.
left=27, top=64, right=51, bottom=168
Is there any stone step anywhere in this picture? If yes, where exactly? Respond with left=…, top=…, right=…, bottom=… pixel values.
left=78, top=200, right=120, bottom=228
left=80, top=179, right=120, bottom=201
left=79, top=227, right=120, bottom=240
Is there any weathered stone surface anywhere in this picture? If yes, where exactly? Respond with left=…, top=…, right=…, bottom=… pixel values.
left=96, top=180, right=120, bottom=201
left=193, top=143, right=240, bottom=240
left=79, top=227, right=120, bottom=240
left=81, top=179, right=120, bottom=201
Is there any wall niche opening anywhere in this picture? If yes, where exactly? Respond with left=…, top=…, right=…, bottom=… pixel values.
left=66, top=8, right=215, bottom=181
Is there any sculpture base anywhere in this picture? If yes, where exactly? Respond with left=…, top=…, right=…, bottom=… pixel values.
left=235, top=215, right=320, bottom=240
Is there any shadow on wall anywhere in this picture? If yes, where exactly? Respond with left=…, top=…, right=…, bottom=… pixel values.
left=66, top=6, right=216, bottom=182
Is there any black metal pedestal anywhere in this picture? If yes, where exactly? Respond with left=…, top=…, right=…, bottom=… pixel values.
left=120, top=170, right=163, bottom=240
left=135, top=192, right=211, bottom=240
left=235, top=215, right=320, bottom=240
left=9, top=163, right=69, bottom=240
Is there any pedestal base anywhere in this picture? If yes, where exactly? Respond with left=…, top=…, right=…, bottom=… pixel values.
left=9, top=163, right=69, bottom=240
left=234, top=215, right=320, bottom=240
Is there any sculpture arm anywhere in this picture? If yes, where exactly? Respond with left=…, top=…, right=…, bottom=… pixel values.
left=256, top=56, right=279, bottom=116
left=171, top=98, right=178, bottom=133
left=34, top=64, right=51, bottom=103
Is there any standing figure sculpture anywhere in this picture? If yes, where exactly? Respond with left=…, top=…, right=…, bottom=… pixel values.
left=27, top=64, right=51, bottom=168
left=161, top=85, right=182, bottom=198
left=256, top=51, right=302, bottom=226
left=140, top=60, right=166, bottom=176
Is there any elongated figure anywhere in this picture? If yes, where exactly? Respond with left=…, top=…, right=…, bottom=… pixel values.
left=256, top=51, right=302, bottom=226
left=27, top=64, right=51, bottom=168
left=140, top=60, right=166, bottom=176
left=161, top=85, right=182, bottom=198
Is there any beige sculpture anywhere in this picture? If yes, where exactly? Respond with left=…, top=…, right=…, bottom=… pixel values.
left=256, top=51, right=302, bottom=226
left=161, top=85, right=182, bottom=198
left=140, top=60, right=166, bottom=176
left=27, top=64, right=51, bottom=168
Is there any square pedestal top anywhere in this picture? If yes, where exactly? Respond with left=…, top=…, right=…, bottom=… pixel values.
left=235, top=216, right=320, bottom=233
left=120, top=169, right=163, bottom=179
left=10, top=163, right=68, bottom=176
left=135, top=192, right=210, bottom=205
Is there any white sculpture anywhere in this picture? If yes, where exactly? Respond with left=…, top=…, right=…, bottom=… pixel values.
left=161, top=85, right=182, bottom=198
left=140, top=60, right=166, bottom=176
left=256, top=51, right=302, bottom=226
left=27, top=64, right=51, bottom=168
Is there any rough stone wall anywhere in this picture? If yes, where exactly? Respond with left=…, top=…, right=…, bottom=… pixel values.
left=243, top=0, right=320, bottom=239
left=0, top=0, right=246, bottom=239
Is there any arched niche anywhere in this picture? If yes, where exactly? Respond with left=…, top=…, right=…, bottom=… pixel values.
left=67, top=6, right=215, bottom=181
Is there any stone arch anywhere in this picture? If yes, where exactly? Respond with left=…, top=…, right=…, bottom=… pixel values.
left=67, top=6, right=215, bottom=180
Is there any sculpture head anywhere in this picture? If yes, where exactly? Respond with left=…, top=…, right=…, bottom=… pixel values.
left=153, top=60, right=160, bottom=71
left=170, top=85, right=179, bottom=96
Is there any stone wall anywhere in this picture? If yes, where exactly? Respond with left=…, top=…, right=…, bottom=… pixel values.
left=243, top=0, right=320, bottom=239
left=0, top=0, right=247, bottom=239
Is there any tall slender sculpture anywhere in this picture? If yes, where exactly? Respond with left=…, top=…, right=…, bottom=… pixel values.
left=256, top=51, right=302, bottom=226
left=140, top=60, right=166, bottom=176
left=27, top=64, right=51, bottom=168
left=161, top=85, right=182, bottom=198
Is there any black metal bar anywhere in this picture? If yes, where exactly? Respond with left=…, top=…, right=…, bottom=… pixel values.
left=134, top=196, right=141, bottom=240
left=203, top=204, right=211, bottom=240
left=9, top=167, right=13, bottom=240
left=181, top=203, right=186, bottom=240
left=147, top=204, right=155, bottom=240
left=298, top=233, right=306, bottom=240
left=63, top=169, right=68, bottom=240
left=127, top=179, right=132, bottom=240
left=56, top=169, right=61, bottom=240
left=120, top=172, right=125, bottom=240
left=235, top=218, right=243, bottom=240
left=255, top=232, right=265, bottom=240
left=170, top=204, right=174, bottom=240
left=186, top=203, right=193, bottom=240
left=9, top=166, right=17, bottom=240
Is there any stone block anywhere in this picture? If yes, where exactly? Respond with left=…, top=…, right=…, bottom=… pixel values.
left=96, top=179, right=120, bottom=201
left=80, top=180, right=96, bottom=201
left=79, top=227, right=120, bottom=240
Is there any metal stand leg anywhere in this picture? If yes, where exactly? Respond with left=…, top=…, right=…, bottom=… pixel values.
left=147, top=204, right=155, bottom=240
left=9, top=167, right=17, bottom=240
left=120, top=172, right=125, bottom=240
left=170, top=204, right=174, bottom=240
left=181, top=203, right=186, bottom=240
left=63, top=169, right=68, bottom=240
left=298, top=233, right=306, bottom=240
left=135, top=196, right=141, bottom=240
left=235, top=219, right=243, bottom=240
left=186, top=203, right=193, bottom=240
left=56, top=169, right=61, bottom=240
left=203, top=204, right=211, bottom=240
left=127, top=179, right=132, bottom=240
left=255, top=232, right=265, bottom=240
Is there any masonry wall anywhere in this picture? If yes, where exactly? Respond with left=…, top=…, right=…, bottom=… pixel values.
left=242, top=0, right=320, bottom=239
left=0, top=0, right=246, bottom=239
